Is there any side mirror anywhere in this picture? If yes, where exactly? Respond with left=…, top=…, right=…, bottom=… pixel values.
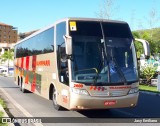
left=63, top=35, right=72, bottom=55
left=135, top=38, right=150, bottom=59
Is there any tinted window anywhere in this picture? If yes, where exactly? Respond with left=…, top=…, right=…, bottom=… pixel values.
left=15, top=28, right=54, bottom=58
left=56, top=22, right=68, bottom=84
left=70, top=21, right=101, bottom=36
left=70, top=21, right=133, bottom=38
left=103, top=23, right=132, bottom=38
left=56, top=22, right=66, bottom=48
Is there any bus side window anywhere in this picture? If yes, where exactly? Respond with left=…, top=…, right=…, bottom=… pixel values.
left=56, top=21, right=68, bottom=85
left=59, top=43, right=69, bottom=84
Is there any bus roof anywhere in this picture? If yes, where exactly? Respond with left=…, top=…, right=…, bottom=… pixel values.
left=15, top=17, right=129, bottom=46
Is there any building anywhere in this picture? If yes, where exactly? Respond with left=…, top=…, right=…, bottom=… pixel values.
left=0, top=22, right=17, bottom=55
left=0, top=22, right=17, bottom=75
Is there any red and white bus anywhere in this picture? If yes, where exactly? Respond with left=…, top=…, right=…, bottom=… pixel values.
left=14, top=18, right=150, bottom=110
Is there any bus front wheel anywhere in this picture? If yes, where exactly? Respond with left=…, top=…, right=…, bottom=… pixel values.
left=52, top=88, right=62, bottom=110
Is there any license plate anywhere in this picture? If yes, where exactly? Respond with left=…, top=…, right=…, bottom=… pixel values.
left=104, top=100, right=116, bottom=106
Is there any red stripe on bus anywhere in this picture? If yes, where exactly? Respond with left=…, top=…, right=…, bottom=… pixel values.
left=21, top=57, right=24, bottom=68
left=26, top=56, right=30, bottom=70
left=32, top=55, right=37, bottom=72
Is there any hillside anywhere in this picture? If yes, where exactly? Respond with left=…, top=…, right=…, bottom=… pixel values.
left=136, top=27, right=160, bottom=42
left=133, top=27, right=160, bottom=55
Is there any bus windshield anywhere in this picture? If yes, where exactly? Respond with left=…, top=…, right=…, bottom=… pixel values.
left=70, top=21, right=138, bottom=85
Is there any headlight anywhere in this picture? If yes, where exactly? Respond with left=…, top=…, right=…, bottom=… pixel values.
left=71, top=88, right=89, bottom=96
left=128, top=87, right=139, bottom=94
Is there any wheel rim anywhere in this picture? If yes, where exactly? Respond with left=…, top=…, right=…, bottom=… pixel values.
left=22, top=82, right=25, bottom=91
left=53, top=89, right=57, bottom=105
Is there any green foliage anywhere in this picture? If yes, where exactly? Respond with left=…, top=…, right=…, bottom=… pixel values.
left=132, top=31, right=144, bottom=58
left=0, top=99, right=8, bottom=126
left=132, top=28, right=160, bottom=56
left=134, top=41, right=144, bottom=58
left=141, top=32, right=150, bottom=41
left=0, top=49, right=14, bottom=68
left=1, top=49, right=14, bottom=62
left=0, top=99, right=7, bottom=108
left=150, top=41, right=157, bottom=55
left=132, top=31, right=141, bottom=38
left=0, top=99, right=6, bottom=123
left=140, top=64, right=157, bottom=85
left=139, top=84, right=159, bottom=93
left=0, top=111, right=4, bottom=117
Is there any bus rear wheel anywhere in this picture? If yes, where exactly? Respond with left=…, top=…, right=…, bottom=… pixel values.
left=52, top=87, right=62, bottom=110
left=20, top=78, right=27, bottom=93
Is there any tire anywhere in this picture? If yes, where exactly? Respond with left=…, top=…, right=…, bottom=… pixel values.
left=19, top=79, right=22, bottom=91
left=21, top=83, right=27, bottom=93
left=20, top=78, right=27, bottom=93
left=52, top=87, right=62, bottom=110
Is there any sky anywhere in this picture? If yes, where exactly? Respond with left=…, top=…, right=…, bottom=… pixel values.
left=0, top=0, right=160, bottom=33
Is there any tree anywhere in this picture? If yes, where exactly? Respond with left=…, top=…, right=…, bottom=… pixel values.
left=19, top=33, right=26, bottom=39
left=147, top=8, right=160, bottom=43
left=95, top=0, right=117, bottom=19
left=145, top=2, right=160, bottom=55
left=132, top=31, right=144, bottom=58
left=1, top=49, right=14, bottom=73
left=132, top=1, right=160, bottom=56
left=132, top=31, right=141, bottom=39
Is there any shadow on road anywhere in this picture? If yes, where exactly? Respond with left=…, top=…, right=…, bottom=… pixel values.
left=77, top=109, right=115, bottom=118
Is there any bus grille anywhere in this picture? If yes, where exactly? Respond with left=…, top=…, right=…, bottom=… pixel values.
left=90, top=90, right=127, bottom=97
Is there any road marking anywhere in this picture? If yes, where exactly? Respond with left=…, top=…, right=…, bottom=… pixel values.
left=0, top=88, right=43, bottom=126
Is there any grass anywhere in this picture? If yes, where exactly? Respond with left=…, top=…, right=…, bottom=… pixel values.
left=0, top=99, right=8, bottom=126
left=0, top=99, right=5, bottom=119
left=139, top=84, right=160, bottom=93
left=0, top=99, right=6, bottom=118
left=0, top=111, right=4, bottom=117
left=0, top=99, right=7, bottom=109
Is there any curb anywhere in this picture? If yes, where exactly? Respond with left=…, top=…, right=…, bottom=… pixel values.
left=0, top=88, right=43, bottom=126
left=0, top=104, right=14, bottom=126
left=140, top=90, right=160, bottom=96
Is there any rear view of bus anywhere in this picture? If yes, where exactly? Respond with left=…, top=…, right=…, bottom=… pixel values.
left=64, top=18, right=149, bottom=110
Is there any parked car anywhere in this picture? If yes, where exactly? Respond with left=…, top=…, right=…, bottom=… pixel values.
left=0, top=67, right=14, bottom=76
left=0, top=69, right=8, bottom=76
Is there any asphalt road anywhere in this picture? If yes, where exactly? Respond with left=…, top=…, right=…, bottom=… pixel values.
left=0, top=76, right=160, bottom=126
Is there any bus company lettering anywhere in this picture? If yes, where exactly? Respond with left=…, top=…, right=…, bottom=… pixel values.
left=109, top=86, right=131, bottom=90
left=36, top=60, right=50, bottom=66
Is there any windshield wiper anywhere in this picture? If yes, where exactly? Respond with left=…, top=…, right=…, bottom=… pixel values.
left=111, top=51, right=127, bottom=85
left=93, top=21, right=127, bottom=86
left=99, top=21, right=111, bottom=83
left=92, top=42, right=104, bottom=85
left=92, top=21, right=111, bottom=85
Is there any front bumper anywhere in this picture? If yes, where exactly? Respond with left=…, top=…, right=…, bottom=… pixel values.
left=69, top=93, right=139, bottom=110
